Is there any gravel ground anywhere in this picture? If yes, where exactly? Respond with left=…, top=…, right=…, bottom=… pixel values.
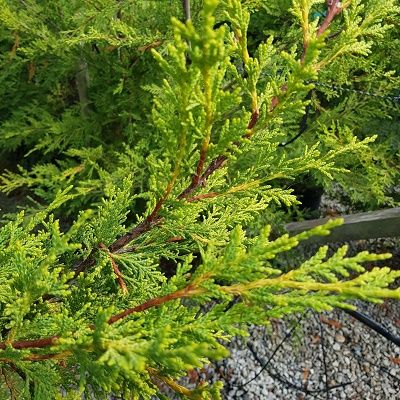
left=212, top=299, right=400, bottom=400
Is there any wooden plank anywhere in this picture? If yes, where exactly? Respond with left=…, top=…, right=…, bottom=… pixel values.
left=285, top=207, right=400, bottom=243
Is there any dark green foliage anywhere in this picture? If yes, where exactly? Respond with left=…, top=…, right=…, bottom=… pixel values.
left=0, top=0, right=399, bottom=399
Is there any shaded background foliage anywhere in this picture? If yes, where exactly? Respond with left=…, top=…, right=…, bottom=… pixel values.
left=0, top=0, right=399, bottom=217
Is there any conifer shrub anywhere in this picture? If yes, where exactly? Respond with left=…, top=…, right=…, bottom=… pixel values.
left=0, top=0, right=399, bottom=398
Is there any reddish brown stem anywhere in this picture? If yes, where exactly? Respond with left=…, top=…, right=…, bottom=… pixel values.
left=72, top=250, right=96, bottom=279
left=109, top=215, right=161, bottom=253
left=186, top=192, right=218, bottom=202
left=178, top=108, right=260, bottom=200
left=1, top=352, right=71, bottom=363
left=178, top=154, right=227, bottom=200
left=137, top=39, right=163, bottom=53
left=109, top=165, right=177, bottom=254
left=247, top=109, right=260, bottom=130
left=273, top=1, right=343, bottom=109
left=0, top=335, right=59, bottom=351
left=109, top=219, right=150, bottom=253
left=191, top=147, right=207, bottom=187
left=0, top=284, right=202, bottom=353
left=107, top=284, right=201, bottom=324
left=99, top=243, right=128, bottom=294
left=166, top=236, right=184, bottom=243
left=317, top=0, right=343, bottom=37
left=22, top=352, right=69, bottom=362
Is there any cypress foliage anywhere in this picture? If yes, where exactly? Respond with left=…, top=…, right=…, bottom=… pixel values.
left=0, top=0, right=399, bottom=398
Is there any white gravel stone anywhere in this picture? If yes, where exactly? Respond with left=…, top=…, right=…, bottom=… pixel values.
left=333, top=342, right=341, bottom=351
left=335, top=333, right=346, bottom=343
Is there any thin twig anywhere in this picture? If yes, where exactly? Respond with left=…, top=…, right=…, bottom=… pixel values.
left=186, top=192, right=218, bottom=202
left=0, top=283, right=205, bottom=353
left=72, top=251, right=96, bottom=278
left=99, top=243, right=128, bottom=294
left=273, top=0, right=344, bottom=110
left=1, top=367, right=16, bottom=400
left=148, top=367, right=201, bottom=399
left=107, top=283, right=202, bottom=324
left=109, top=105, right=188, bottom=253
left=166, top=235, right=184, bottom=243
left=317, top=0, right=343, bottom=37
left=109, top=216, right=161, bottom=253
left=178, top=108, right=260, bottom=200
left=0, top=335, right=59, bottom=350
left=190, top=68, right=214, bottom=189
left=75, top=58, right=93, bottom=117
left=22, top=351, right=71, bottom=362
left=178, top=155, right=227, bottom=200
left=182, top=0, right=191, bottom=21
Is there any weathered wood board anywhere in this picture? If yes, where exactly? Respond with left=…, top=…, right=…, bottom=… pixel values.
left=286, top=207, right=400, bottom=243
